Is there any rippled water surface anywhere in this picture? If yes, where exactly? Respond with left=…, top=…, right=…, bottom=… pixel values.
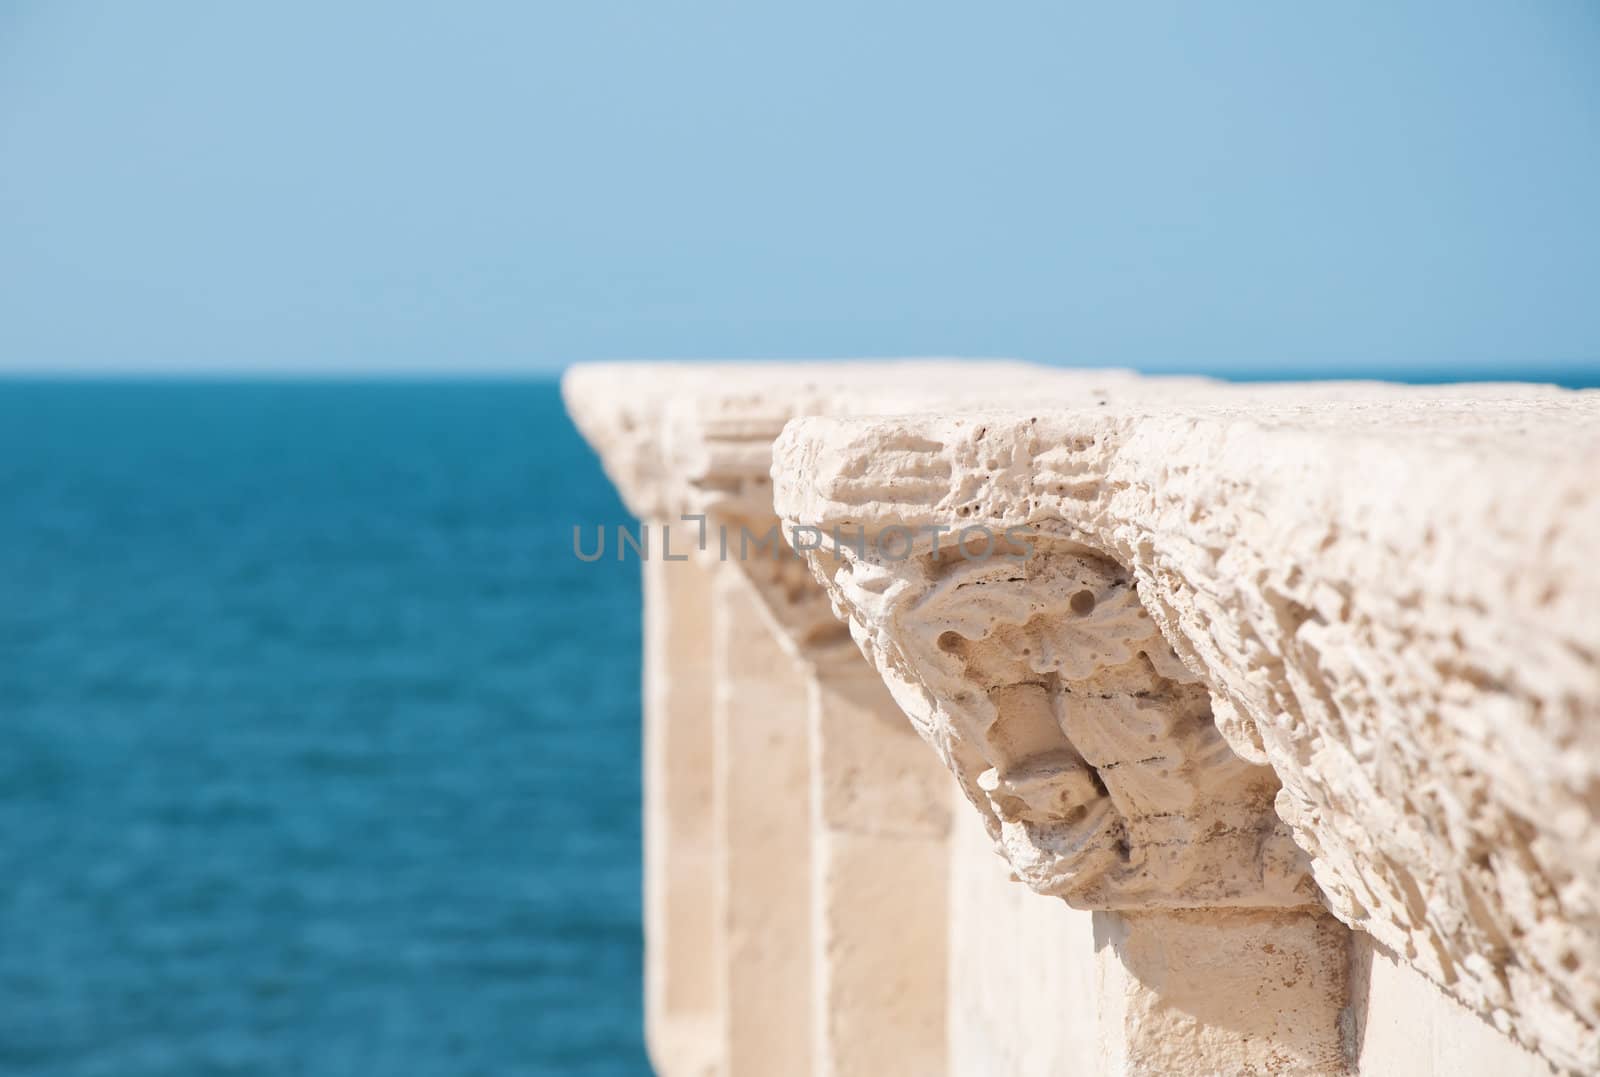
left=0, top=381, right=647, bottom=1075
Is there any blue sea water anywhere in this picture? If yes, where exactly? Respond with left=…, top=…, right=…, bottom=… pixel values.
left=0, top=381, right=648, bottom=1076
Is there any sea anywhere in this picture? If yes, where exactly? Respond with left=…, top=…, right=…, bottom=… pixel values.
left=0, top=381, right=648, bottom=1075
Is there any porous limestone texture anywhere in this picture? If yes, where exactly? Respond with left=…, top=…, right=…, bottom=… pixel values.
left=773, top=382, right=1600, bottom=1074
left=1097, top=907, right=1350, bottom=1074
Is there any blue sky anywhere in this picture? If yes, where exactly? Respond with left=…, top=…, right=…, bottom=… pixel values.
left=2, top=2, right=1597, bottom=378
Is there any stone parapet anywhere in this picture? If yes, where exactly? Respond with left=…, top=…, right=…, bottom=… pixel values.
left=567, top=360, right=1595, bottom=1076
left=773, top=380, right=1597, bottom=1075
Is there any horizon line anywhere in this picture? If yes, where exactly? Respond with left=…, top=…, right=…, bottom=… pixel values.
left=0, top=357, right=1597, bottom=389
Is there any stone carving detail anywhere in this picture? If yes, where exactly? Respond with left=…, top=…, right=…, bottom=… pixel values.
left=816, top=535, right=1312, bottom=909
left=774, top=391, right=1600, bottom=1073
left=716, top=512, right=856, bottom=662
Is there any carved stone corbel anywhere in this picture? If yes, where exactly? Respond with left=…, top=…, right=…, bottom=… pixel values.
left=775, top=433, right=1345, bottom=1072
left=826, top=537, right=1314, bottom=909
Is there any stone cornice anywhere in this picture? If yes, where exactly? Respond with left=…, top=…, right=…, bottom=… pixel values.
left=772, top=386, right=1600, bottom=1072
left=562, top=359, right=1176, bottom=518
left=562, top=360, right=1204, bottom=664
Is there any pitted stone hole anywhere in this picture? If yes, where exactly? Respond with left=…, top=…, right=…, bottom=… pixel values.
left=1088, top=769, right=1109, bottom=799
left=937, top=631, right=963, bottom=653
left=997, top=795, right=1028, bottom=820
left=1070, top=589, right=1097, bottom=616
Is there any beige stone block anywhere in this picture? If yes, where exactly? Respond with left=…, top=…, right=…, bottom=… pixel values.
left=809, top=664, right=950, bottom=1076
left=1095, top=909, right=1348, bottom=1075
left=946, top=803, right=1099, bottom=1076
left=643, top=554, right=721, bottom=1077
left=713, top=569, right=813, bottom=1077
left=1349, top=934, right=1556, bottom=1076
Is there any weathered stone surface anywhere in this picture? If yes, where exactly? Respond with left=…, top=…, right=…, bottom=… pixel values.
left=815, top=532, right=1313, bottom=910
left=772, top=383, right=1600, bottom=1072
left=1098, top=907, right=1351, bottom=1075
left=568, top=360, right=1597, bottom=1074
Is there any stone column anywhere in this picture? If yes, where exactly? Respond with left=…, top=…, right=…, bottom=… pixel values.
left=642, top=555, right=721, bottom=1075
left=711, top=567, right=813, bottom=1076
left=945, top=802, right=1099, bottom=1073
left=688, top=505, right=952, bottom=1077
left=807, top=651, right=950, bottom=1077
